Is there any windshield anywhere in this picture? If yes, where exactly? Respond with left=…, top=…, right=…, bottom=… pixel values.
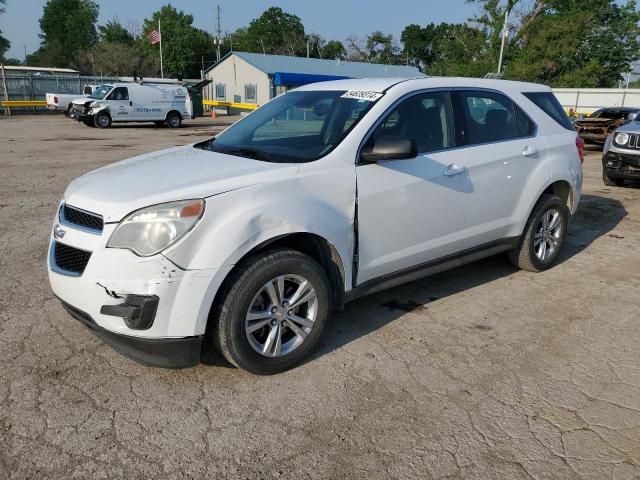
left=196, top=90, right=380, bottom=163
left=89, top=85, right=113, bottom=100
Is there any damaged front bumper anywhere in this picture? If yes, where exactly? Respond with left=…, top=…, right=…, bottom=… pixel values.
left=47, top=222, right=216, bottom=368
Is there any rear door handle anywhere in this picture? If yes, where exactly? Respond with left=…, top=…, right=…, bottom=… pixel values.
left=522, top=146, right=538, bottom=157
left=443, top=164, right=466, bottom=176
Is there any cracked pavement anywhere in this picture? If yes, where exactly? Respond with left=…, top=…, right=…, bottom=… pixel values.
left=1, top=116, right=639, bottom=479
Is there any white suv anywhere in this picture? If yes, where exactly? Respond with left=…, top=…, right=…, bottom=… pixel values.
left=48, top=77, right=583, bottom=374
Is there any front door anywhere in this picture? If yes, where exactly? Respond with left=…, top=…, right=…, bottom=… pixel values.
left=106, top=87, right=134, bottom=122
left=356, top=91, right=472, bottom=284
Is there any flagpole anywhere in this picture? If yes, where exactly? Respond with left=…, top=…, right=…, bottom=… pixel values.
left=158, top=19, right=164, bottom=78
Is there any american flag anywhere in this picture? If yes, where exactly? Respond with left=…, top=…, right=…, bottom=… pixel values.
left=147, top=29, right=161, bottom=45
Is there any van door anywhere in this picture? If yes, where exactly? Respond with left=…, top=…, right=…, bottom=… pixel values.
left=455, top=90, right=549, bottom=247
left=106, top=87, right=135, bottom=122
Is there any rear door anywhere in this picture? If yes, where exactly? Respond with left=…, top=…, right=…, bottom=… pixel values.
left=455, top=89, right=548, bottom=247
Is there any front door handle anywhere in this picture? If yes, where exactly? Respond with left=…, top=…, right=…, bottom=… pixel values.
left=522, top=146, right=538, bottom=157
left=443, top=164, right=466, bottom=176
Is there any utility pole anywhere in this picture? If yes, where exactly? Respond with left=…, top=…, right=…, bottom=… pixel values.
left=23, top=46, right=27, bottom=66
left=1, top=64, right=11, bottom=116
left=497, top=6, right=510, bottom=74
left=215, top=3, right=222, bottom=62
left=307, top=40, right=310, bottom=58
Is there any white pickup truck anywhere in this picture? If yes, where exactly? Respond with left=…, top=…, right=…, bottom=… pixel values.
left=46, top=85, right=100, bottom=113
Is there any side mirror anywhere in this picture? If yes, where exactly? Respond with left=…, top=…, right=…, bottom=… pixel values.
left=361, top=136, right=418, bottom=163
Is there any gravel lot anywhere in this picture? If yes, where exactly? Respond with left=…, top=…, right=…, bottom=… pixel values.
left=1, top=115, right=639, bottom=479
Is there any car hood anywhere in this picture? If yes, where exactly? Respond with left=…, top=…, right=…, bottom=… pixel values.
left=64, top=145, right=298, bottom=222
left=613, top=121, right=640, bottom=134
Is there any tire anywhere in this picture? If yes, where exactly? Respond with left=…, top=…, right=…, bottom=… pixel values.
left=94, top=112, right=112, bottom=128
left=212, top=249, right=330, bottom=375
left=166, top=112, right=182, bottom=128
left=602, top=170, right=624, bottom=187
left=508, top=194, right=569, bottom=272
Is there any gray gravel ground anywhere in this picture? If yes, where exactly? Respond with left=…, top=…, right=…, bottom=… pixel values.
left=1, top=115, right=639, bottom=479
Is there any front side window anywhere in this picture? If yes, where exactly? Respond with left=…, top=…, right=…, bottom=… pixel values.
left=245, top=84, right=257, bottom=103
left=197, top=90, right=380, bottom=163
left=107, top=87, right=129, bottom=101
left=459, top=91, right=520, bottom=144
left=367, top=91, right=456, bottom=153
left=215, top=83, right=226, bottom=100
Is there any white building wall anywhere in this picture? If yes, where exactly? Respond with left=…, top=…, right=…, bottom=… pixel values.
left=204, top=54, right=271, bottom=110
left=553, top=88, right=640, bottom=115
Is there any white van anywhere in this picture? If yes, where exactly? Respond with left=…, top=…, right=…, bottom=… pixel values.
left=70, top=82, right=193, bottom=128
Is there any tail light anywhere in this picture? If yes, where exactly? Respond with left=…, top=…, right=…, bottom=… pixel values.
left=576, top=136, right=585, bottom=164
left=54, top=96, right=58, bottom=104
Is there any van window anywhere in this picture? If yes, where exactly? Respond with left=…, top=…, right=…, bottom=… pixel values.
left=245, top=84, right=257, bottom=103
left=523, top=92, right=574, bottom=131
left=107, top=87, right=129, bottom=101
left=215, top=83, right=226, bottom=100
left=368, top=91, right=455, bottom=153
left=459, top=91, right=520, bottom=144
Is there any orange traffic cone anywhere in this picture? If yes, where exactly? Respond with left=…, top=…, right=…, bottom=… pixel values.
left=211, top=108, right=217, bottom=119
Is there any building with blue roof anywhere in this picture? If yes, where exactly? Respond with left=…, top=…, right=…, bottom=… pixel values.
left=203, top=51, right=423, bottom=110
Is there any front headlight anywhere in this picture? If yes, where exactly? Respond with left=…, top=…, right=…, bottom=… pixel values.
left=107, top=199, right=205, bottom=256
left=614, top=132, right=629, bottom=146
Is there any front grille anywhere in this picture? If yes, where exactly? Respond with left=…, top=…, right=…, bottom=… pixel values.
left=53, top=242, right=92, bottom=275
left=626, top=133, right=640, bottom=150
left=61, top=204, right=104, bottom=233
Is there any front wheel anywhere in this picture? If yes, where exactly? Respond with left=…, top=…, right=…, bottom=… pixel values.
left=94, top=112, right=112, bottom=128
left=509, top=194, right=569, bottom=272
left=603, top=171, right=625, bottom=187
left=212, top=250, right=330, bottom=375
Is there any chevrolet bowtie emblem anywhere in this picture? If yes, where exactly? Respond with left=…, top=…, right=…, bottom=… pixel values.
left=53, top=224, right=66, bottom=239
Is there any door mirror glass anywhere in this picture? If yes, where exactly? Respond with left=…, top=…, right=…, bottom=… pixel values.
left=361, top=136, right=418, bottom=162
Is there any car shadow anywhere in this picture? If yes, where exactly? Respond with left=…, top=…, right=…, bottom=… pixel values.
left=202, top=193, right=627, bottom=370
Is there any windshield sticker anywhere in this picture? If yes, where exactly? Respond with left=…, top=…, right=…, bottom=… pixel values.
left=341, top=90, right=383, bottom=102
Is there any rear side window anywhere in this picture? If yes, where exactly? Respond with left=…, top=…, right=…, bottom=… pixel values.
left=459, top=91, right=520, bottom=144
left=523, top=92, right=574, bottom=131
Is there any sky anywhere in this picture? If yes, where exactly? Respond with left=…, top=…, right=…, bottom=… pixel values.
left=1, top=0, right=476, bottom=60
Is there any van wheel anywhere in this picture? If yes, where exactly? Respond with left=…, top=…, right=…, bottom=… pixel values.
left=212, top=250, right=330, bottom=375
left=94, top=112, right=112, bottom=128
left=508, top=194, right=569, bottom=272
left=166, top=112, right=182, bottom=128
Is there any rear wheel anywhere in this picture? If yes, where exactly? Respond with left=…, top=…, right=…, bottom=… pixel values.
left=602, top=171, right=625, bottom=187
left=166, top=112, right=182, bottom=128
left=509, top=194, right=569, bottom=272
left=212, top=250, right=330, bottom=375
left=94, top=112, right=112, bottom=128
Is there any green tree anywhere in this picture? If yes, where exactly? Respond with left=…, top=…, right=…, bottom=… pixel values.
left=0, top=0, right=9, bottom=63
left=322, top=40, right=346, bottom=60
left=141, top=4, right=213, bottom=78
left=366, top=31, right=399, bottom=63
left=30, top=0, right=99, bottom=67
left=239, top=7, right=306, bottom=55
left=99, top=18, right=134, bottom=45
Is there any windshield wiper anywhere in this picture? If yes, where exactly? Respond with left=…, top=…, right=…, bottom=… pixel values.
left=213, top=146, right=276, bottom=162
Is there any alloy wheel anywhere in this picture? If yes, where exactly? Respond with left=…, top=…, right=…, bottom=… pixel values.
left=245, top=274, right=318, bottom=357
left=534, top=208, right=562, bottom=262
